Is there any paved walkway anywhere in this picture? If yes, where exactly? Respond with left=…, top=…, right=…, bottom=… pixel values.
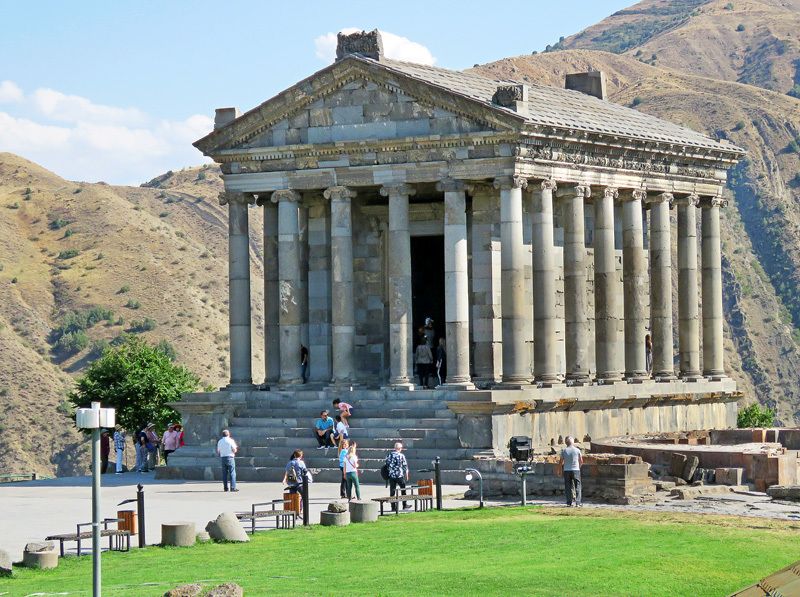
left=0, top=471, right=472, bottom=560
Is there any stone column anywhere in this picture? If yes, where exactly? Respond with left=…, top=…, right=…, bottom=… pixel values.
left=677, top=194, right=702, bottom=380
left=701, top=196, right=727, bottom=378
left=272, top=189, right=303, bottom=385
left=261, top=195, right=280, bottom=385
left=496, top=175, right=531, bottom=386
left=381, top=183, right=415, bottom=389
left=324, top=185, right=356, bottom=387
left=648, top=192, right=675, bottom=380
left=561, top=185, right=590, bottom=384
left=438, top=179, right=475, bottom=389
left=621, top=189, right=648, bottom=380
left=221, top=191, right=254, bottom=388
left=532, top=179, right=559, bottom=384
left=594, top=187, right=623, bottom=382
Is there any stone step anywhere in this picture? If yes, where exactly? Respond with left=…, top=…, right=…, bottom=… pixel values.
left=231, top=427, right=459, bottom=440
left=223, top=436, right=464, bottom=450
left=237, top=408, right=455, bottom=419
left=242, top=397, right=452, bottom=410
left=236, top=455, right=475, bottom=469
left=239, top=446, right=486, bottom=459
left=230, top=417, right=456, bottom=429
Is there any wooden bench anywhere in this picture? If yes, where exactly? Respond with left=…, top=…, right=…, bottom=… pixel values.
left=372, top=485, right=434, bottom=516
left=235, top=500, right=297, bottom=533
left=46, top=519, right=131, bottom=556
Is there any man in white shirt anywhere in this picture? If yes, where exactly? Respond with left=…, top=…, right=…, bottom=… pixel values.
left=560, top=436, right=583, bottom=507
left=216, top=429, right=238, bottom=492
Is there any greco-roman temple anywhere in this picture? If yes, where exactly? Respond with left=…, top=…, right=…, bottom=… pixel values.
left=163, top=31, right=746, bottom=482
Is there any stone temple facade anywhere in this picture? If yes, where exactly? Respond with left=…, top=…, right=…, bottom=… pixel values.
left=166, top=31, right=746, bottom=480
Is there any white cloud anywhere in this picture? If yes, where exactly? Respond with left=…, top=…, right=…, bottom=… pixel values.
left=0, top=81, right=213, bottom=185
left=314, top=29, right=436, bottom=65
left=0, top=80, right=23, bottom=103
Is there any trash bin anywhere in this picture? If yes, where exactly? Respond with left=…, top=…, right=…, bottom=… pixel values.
left=118, top=509, right=137, bottom=535
left=418, top=479, right=434, bottom=496
left=283, top=492, right=301, bottom=515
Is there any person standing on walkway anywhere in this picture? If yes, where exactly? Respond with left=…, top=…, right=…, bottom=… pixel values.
left=135, top=427, right=149, bottom=472
left=300, top=344, right=309, bottom=384
left=162, top=424, right=180, bottom=464
left=435, top=337, right=447, bottom=386
left=113, top=426, right=126, bottom=474
left=423, top=317, right=436, bottom=347
left=645, top=334, right=653, bottom=375
left=144, top=423, right=160, bottom=469
left=386, top=442, right=410, bottom=511
left=283, top=449, right=309, bottom=498
left=313, top=410, right=336, bottom=449
left=216, top=429, right=238, bottom=492
left=415, top=338, right=433, bottom=388
left=344, top=442, right=361, bottom=501
left=100, top=430, right=110, bottom=474
left=561, top=436, right=583, bottom=507
left=338, top=439, right=350, bottom=498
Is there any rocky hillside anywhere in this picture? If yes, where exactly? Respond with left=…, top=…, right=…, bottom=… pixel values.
left=472, top=24, right=800, bottom=425
left=0, top=154, right=264, bottom=476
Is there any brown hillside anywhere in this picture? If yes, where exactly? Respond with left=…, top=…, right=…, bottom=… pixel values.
left=471, top=51, right=800, bottom=424
left=556, top=0, right=800, bottom=95
left=0, top=153, right=265, bottom=476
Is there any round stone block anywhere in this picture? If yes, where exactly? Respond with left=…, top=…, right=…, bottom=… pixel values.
left=320, top=510, right=350, bottom=527
left=348, top=500, right=379, bottom=523
left=161, top=521, right=196, bottom=547
left=196, top=531, right=211, bottom=543
left=22, top=550, right=58, bottom=569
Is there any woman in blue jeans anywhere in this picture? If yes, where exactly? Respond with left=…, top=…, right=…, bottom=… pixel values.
left=338, top=439, right=350, bottom=498
left=343, top=442, right=361, bottom=500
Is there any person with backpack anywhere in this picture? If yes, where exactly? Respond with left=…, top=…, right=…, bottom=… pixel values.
left=343, top=442, right=361, bottom=501
left=283, top=449, right=309, bottom=499
left=338, top=439, right=350, bottom=498
left=385, top=442, right=410, bottom=511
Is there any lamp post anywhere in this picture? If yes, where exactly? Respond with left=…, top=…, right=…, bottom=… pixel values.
left=464, top=468, right=483, bottom=508
left=516, top=464, right=532, bottom=507
left=76, top=401, right=115, bottom=597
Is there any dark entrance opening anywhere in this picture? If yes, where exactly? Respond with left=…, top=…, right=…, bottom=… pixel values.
left=410, top=235, right=445, bottom=349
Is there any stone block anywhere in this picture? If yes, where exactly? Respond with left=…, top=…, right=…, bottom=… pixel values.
left=349, top=500, right=379, bottom=523
left=682, top=455, right=700, bottom=482
left=196, top=531, right=211, bottom=543
left=320, top=510, right=350, bottom=526
left=162, top=522, right=196, bottom=547
left=24, top=541, right=54, bottom=553
left=22, top=550, right=58, bottom=569
left=205, top=512, right=249, bottom=543
left=715, top=467, right=744, bottom=486
left=669, top=453, right=687, bottom=477
left=164, top=583, right=203, bottom=597
left=207, top=583, right=244, bottom=597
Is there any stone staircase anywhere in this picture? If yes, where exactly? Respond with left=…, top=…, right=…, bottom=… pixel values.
left=161, top=389, right=489, bottom=485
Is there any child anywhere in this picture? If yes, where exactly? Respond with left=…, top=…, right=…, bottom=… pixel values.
left=332, top=398, right=353, bottom=427
left=333, top=415, right=349, bottom=443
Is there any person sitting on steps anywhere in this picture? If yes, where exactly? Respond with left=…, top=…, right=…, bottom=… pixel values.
left=313, top=410, right=336, bottom=450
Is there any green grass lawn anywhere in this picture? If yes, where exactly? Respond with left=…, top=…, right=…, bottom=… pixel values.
left=2, top=507, right=798, bottom=596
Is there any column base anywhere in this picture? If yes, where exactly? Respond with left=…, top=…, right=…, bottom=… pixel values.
left=382, top=383, right=415, bottom=391
left=704, top=372, right=727, bottom=381
left=595, top=375, right=623, bottom=386
left=565, top=375, right=591, bottom=387
left=624, top=373, right=649, bottom=384
left=496, top=378, right=533, bottom=390
left=438, top=381, right=476, bottom=391
left=278, top=379, right=303, bottom=389
left=224, top=382, right=255, bottom=392
left=654, top=373, right=677, bottom=382
left=325, top=382, right=360, bottom=392
left=680, top=372, right=703, bottom=382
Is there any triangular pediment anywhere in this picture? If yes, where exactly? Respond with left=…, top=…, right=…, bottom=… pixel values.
left=195, top=57, right=525, bottom=155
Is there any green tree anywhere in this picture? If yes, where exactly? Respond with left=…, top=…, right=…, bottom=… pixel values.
left=737, top=403, right=776, bottom=428
left=69, top=336, right=199, bottom=433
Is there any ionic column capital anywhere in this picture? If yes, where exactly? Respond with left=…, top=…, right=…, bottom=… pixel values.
left=540, top=179, right=557, bottom=192
left=493, top=175, right=528, bottom=191
left=271, top=189, right=301, bottom=204
left=646, top=191, right=673, bottom=206
left=379, top=183, right=416, bottom=198
left=436, top=178, right=466, bottom=193
left=323, top=185, right=356, bottom=202
left=603, top=187, right=619, bottom=200
left=699, top=195, right=728, bottom=209
left=219, top=191, right=255, bottom=206
left=621, top=189, right=647, bottom=202
left=673, top=193, right=700, bottom=207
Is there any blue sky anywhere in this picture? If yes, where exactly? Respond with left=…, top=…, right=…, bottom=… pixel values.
left=0, top=0, right=631, bottom=184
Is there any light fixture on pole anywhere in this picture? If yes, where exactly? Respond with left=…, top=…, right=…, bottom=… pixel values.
left=464, top=468, right=483, bottom=508
left=76, top=401, right=115, bottom=597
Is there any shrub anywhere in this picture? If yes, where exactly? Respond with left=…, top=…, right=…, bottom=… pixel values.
left=118, top=285, right=130, bottom=294
left=737, top=403, right=775, bottom=428
left=55, top=330, right=89, bottom=354
left=631, top=97, right=642, bottom=107
left=89, top=339, right=110, bottom=358
left=159, top=211, right=169, bottom=218
left=786, top=139, right=800, bottom=153
left=736, top=23, right=745, bottom=32
left=7, top=202, right=19, bottom=209
left=63, top=228, right=74, bottom=238
left=789, top=84, right=800, bottom=99
left=57, top=249, right=79, bottom=260
left=11, top=277, right=17, bottom=284
left=49, top=218, right=70, bottom=230
left=196, top=171, right=206, bottom=181
left=125, top=299, right=141, bottom=309
left=733, top=121, right=746, bottom=131
left=156, top=339, right=178, bottom=361
left=724, top=2, right=734, bottom=9
left=128, top=318, right=157, bottom=333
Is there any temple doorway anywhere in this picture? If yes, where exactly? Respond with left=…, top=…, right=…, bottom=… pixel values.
left=410, top=235, right=445, bottom=349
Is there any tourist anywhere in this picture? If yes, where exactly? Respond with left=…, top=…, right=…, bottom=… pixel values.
left=174, top=423, right=185, bottom=447
left=144, top=423, right=160, bottom=469
left=645, top=334, right=653, bottom=374
left=343, top=442, right=361, bottom=500
left=415, top=337, right=433, bottom=388
left=113, top=425, right=126, bottom=474
left=162, top=423, right=180, bottom=464
left=561, top=436, right=583, bottom=507
left=313, top=410, right=336, bottom=449
left=332, top=398, right=353, bottom=427
left=385, top=442, right=410, bottom=511
left=423, top=317, right=435, bottom=347
left=216, top=429, right=238, bottom=492
left=435, top=337, right=447, bottom=386
left=338, top=439, right=350, bottom=498
left=283, top=449, right=309, bottom=499
left=333, top=414, right=349, bottom=444
left=135, top=427, right=149, bottom=472
left=300, top=344, right=309, bottom=384
left=100, top=430, right=110, bottom=474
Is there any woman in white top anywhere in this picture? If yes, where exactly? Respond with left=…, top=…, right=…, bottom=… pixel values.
left=343, top=442, right=361, bottom=500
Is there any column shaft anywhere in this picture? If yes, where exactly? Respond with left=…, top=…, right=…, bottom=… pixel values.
left=622, top=190, right=648, bottom=379
left=562, top=186, right=590, bottom=382
left=594, top=187, right=622, bottom=381
left=497, top=176, right=531, bottom=385
left=677, top=195, right=701, bottom=379
left=702, top=198, right=726, bottom=377
left=262, top=198, right=280, bottom=384
left=382, top=184, right=415, bottom=387
left=440, top=180, right=474, bottom=388
left=649, top=193, right=675, bottom=379
left=225, top=192, right=253, bottom=387
left=274, top=190, right=302, bottom=385
left=532, top=180, right=558, bottom=383
left=326, top=186, right=356, bottom=385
